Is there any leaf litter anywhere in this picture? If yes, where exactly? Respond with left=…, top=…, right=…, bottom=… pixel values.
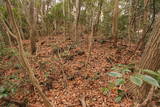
left=0, top=34, right=141, bottom=107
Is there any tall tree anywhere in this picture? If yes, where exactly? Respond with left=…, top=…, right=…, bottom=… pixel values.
left=112, top=0, right=119, bottom=46
left=139, top=0, right=151, bottom=49
left=63, top=0, right=66, bottom=37
left=128, top=0, right=132, bottom=46
left=29, top=0, right=37, bottom=55
left=94, top=0, right=103, bottom=33
left=3, top=0, right=54, bottom=106
left=85, top=0, right=103, bottom=67
left=74, top=0, right=80, bottom=41
left=127, top=17, right=160, bottom=107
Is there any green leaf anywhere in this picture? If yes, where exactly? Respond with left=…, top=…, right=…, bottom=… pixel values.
left=115, top=96, right=122, bottom=103
left=115, top=79, right=125, bottom=86
left=117, top=89, right=124, bottom=94
left=111, top=67, right=120, bottom=72
left=142, top=69, right=159, bottom=76
left=107, top=72, right=122, bottom=77
left=101, top=87, right=110, bottom=95
left=127, top=63, right=135, bottom=67
left=115, top=64, right=125, bottom=67
left=2, top=93, right=8, bottom=98
left=142, top=75, right=160, bottom=87
left=0, top=93, right=8, bottom=99
left=121, top=68, right=131, bottom=73
left=130, top=76, right=143, bottom=86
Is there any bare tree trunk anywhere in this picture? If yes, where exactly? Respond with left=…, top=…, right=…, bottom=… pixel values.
left=143, top=0, right=150, bottom=25
left=126, top=17, right=160, bottom=107
left=94, top=0, right=103, bottom=33
left=63, top=0, right=66, bottom=37
left=128, top=0, right=132, bottom=47
left=68, top=0, right=71, bottom=20
left=85, top=1, right=103, bottom=67
left=74, top=0, right=80, bottom=41
left=139, top=0, right=150, bottom=50
left=67, top=0, right=71, bottom=37
left=138, top=22, right=160, bottom=71
left=85, top=9, right=95, bottom=68
left=29, top=0, right=37, bottom=55
left=54, top=20, right=57, bottom=34
left=112, top=0, right=119, bottom=46
left=4, top=0, right=54, bottom=107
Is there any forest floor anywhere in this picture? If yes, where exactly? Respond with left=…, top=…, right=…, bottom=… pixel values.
left=0, top=34, right=142, bottom=107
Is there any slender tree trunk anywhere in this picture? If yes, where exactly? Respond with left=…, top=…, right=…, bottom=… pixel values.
left=112, top=0, right=119, bottom=46
left=94, top=0, right=103, bottom=33
left=143, top=0, right=150, bottom=27
left=42, top=0, right=46, bottom=16
left=68, top=0, right=71, bottom=20
left=128, top=0, right=132, bottom=47
left=29, top=0, right=37, bottom=55
left=139, top=0, right=150, bottom=50
left=85, top=1, right=103, bottom=67
left=63, top=0, right=66, bottom=37
left=67, top=0, right=71, bottom=37
left=85, top=9, right=95, bottom=68
left=74, top=0, right=80, bottom=41
left=4, top=0, right=54, bottom=107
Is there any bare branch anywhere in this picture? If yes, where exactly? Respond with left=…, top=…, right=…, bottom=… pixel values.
left=0, top=18, right=17, bottom=40
left=79, top=95, right=87, bottom=107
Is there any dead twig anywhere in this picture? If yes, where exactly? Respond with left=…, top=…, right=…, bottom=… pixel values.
left=79, top=95, right=87, bottom=107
